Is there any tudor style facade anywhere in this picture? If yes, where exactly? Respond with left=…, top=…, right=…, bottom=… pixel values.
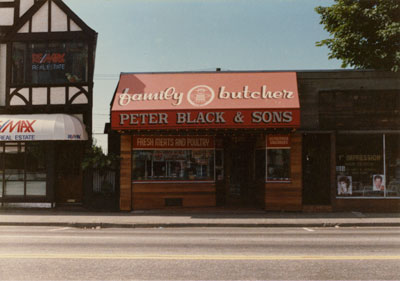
left=0, top=0, right=97, bottom=205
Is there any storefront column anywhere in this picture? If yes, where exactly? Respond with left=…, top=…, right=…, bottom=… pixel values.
left=46, top=143, right=56, bottom=206
left=330, top=133, right=337, bottom=207
left=120, top=135, right=132, bottom=211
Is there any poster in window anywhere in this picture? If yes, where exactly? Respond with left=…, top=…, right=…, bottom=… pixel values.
left=373, top=174, right=385, bottom=191
left=337, top=176, right=352, bottom=195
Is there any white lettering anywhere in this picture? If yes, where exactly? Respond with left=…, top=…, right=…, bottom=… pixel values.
left=283, top=111, right=293, bottom=123
left=252, top=112, right=262, bottom=123
left=120, top=114, right=129, bottom=124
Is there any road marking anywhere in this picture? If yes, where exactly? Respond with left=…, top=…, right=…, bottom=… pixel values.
left=0, top=254, right=399, bottom=260
left=0, top=235, right=118, bottom=239
left=302, top=228, right=315, bottom=232
left=48, top=227, right=72, bottom=232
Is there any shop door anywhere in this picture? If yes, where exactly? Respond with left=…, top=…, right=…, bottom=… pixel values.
left=302, top=134, right=331, bottom=205
left=226, top=137, right=257, bottom=207
left=55, top=143, right=84, bottom=204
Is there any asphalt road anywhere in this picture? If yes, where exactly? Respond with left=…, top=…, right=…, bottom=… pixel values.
left=0, top=226, right=399, bottom=280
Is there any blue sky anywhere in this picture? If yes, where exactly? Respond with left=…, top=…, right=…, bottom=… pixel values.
left=64, top=0, right=340, bottom=152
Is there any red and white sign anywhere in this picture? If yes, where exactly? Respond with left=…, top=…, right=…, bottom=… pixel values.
left=133, top=136, right=214, bottom=149
left=0, top=114, right=88, bottom=141
left=111, top=72, right=300, bottom=130
left=267, top=134, right=291, bottom=148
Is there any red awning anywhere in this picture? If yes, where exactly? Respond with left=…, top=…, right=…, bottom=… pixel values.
left=111, top=72, right=300, bottom=130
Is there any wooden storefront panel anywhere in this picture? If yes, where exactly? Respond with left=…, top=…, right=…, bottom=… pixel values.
left=120, top=135, right=132, bottom=211
left=265, top=133, right=302, bottom=211
left=132, top=182, right=216, bottom=210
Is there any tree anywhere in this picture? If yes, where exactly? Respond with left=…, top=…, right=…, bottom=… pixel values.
left=82, top=144, right=119, bottom=172
left=315, top=0, right=400, bottom=72
left=82, top=144, right=120, bottom=194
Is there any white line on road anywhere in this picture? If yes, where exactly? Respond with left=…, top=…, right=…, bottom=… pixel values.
left=48, top=227, right=72, bottom=232
left=303, top=228, right=315, bottom=232
left=0, top=253, right=400, bottom=260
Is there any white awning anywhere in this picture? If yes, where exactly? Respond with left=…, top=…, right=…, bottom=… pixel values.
left=0, top=114, right=88, bottom=141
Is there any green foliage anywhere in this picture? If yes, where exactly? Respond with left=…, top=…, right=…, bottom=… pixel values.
left=81, top=144, right=119, bottom=174
left=315, top=0, right=400, bottom=72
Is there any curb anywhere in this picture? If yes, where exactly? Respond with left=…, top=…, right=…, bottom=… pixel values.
left=1, top=222, right=400, bottom=228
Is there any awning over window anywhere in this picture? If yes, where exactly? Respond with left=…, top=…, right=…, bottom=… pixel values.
left=0, top=114, right=88, bottom=141
left=111, top=72, right=300, bottom=130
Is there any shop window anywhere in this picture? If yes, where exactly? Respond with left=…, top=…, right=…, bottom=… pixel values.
left=336, top=135, right=387, bottom=198
left=215, top=149, right=224, bottom=181
left=0, top=143, right=47, bottom=199
left=11, top=41, right=88, bottom=85
left=132, top=149, right=215, bottom=181
left=386, top=135, right=400, bottom=197
left=26, top=144, right=47, bottom=196
left=4, top=144, right=25, bottom=196
left=267, top=149, right=291, bottom=182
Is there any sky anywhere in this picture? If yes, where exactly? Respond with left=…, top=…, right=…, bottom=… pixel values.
left=64, top=0, right=341, bottom=153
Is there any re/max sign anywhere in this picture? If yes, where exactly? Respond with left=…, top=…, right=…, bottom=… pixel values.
left=0, top=120, right=36, bottom=133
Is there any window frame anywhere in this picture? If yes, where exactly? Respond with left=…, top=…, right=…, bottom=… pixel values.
left=10, top=40, right=90, bottom=87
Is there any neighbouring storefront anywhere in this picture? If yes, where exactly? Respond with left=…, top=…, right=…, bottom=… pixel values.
left=110, top=72, right=302, bottom=211
left=299, top=70, right=400, bottom=212
left=0, top=114, right=88, bottom=204
left=0, top=0, right=97, bottom=206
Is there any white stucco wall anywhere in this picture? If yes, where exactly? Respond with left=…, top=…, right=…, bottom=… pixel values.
left=0, top=7, right=14, bottom=26
left=51, top=1, right=68, bottom=32
left=31, top=1, right=48, bottom=32
left=19, top=0, right=35, bottom=18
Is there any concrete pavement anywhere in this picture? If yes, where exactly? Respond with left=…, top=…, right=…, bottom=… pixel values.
left=0, top=207, right=399, bottom=228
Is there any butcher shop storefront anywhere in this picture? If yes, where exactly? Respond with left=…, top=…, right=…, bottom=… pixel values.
left=110, top=72, right=302, bottom=211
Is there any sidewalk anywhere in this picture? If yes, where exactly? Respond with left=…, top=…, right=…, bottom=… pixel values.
left=1, top=207, right=400, bottom=228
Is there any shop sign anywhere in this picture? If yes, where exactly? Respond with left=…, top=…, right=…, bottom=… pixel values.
left=133, top=136, right=214, bottom=149
left=32, top=52, right=66, bottom=71
left=0, top=114, right=87, bottom=141
left=267, top=134, right=291, bottom=148
left=112, top=72, right=300, bottom=110
left=0, top=119, right=37, bottom=141
left=117, top=85, right=296, bottom=108
left=111, top=72, right=301, bottom=130
left=113, top=109, right=300, bottom=130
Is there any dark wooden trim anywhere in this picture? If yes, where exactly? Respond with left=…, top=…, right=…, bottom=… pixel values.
left=0, top=2, right=15, bottom=8
left=28, top=87, right=32, bottom=105
left=65, top=86, right=69, bottom=105
left=10, top=81, right=91, bottom=89
left=1, top=104, right=92, bottom=115
left=6, top=42, right=12, bottom=106
left=330, top=133, right=336, bottom=208
left=48, top=0, right=51, bottom=32
left=87, top=41, right=94, bottom=83
left=47, top=87, right=50, bottom=105
left=28, top=18, right=32, bottom=33
left=6, top=31, right=93, bottom=42
left=14, top=0, right=20, bottom=23
left=67, top=16, right=70, bottom=32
